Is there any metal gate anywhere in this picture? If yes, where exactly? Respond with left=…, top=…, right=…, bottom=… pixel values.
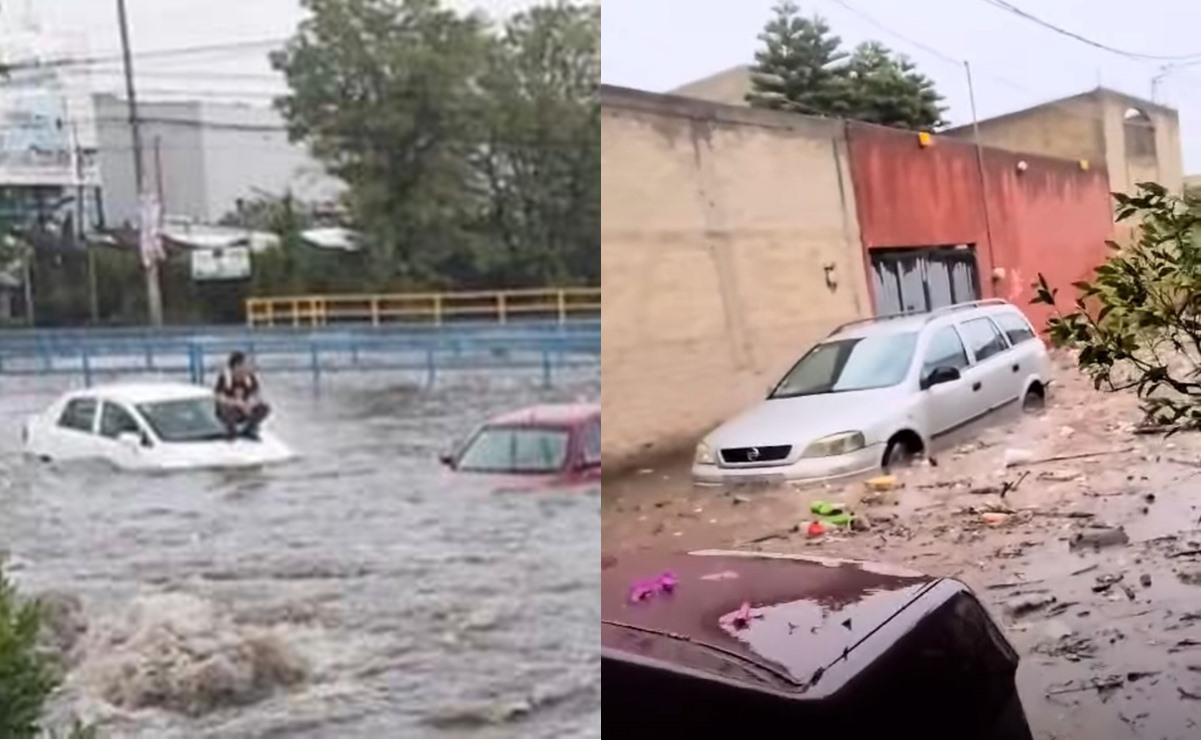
left=869, top=245, right=981, bottom=315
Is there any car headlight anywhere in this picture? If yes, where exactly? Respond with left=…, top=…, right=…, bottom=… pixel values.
left=695, top=441, right=715, bottom=465
left=802, top=431, right=866, bottom=458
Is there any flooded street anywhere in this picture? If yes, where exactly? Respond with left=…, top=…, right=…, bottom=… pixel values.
left=0, top=370, right=600, bottom=739
left=603, top=356, right=1201, bottom=739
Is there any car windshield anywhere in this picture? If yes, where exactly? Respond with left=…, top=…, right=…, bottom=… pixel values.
left=136, top=398, right=228, bottom=443
left=456, top=426, right=570, bottom=474
left=771, top=332, right=918, bottom=398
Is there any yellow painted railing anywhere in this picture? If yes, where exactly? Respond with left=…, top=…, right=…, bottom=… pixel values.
left=245, top=287, right=601, bottom=327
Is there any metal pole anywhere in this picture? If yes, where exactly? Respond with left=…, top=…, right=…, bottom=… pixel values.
left=71, top=121, right=99, bottom=324
left=964, top=61, right=998, bottom=291
left=154, top=135, right=165, bottom=210
left=117, top=0, right=163, bottom=326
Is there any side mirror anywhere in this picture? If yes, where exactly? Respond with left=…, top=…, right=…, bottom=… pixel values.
left=117, top=432, right=141, bottom=448
left=438, top=453, right=456, bottom=469
left=923, top=366, right=961, bottom=390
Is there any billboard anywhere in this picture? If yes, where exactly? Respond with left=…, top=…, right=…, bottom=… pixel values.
left=191, top=246, right=252, bottom=281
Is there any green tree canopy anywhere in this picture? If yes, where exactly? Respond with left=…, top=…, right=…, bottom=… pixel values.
left=747, top=2, right=947, bottom=130
left=844, top=41, right=946, bottom=130
left=271, top=0, right=599, bottom=290
left=746, top=1, right=850, bottom=117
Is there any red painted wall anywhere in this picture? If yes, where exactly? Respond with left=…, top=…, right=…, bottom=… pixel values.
left=846, top=122, right=1114, bottom=331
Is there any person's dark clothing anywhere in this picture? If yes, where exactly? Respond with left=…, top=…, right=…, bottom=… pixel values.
left=216, top=401, right=270, bottom=440
left=215, top=370, right=270, bottom=439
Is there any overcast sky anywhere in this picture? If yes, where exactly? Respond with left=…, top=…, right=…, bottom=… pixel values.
left=26, top=0, right=537, bottom=104
left=601, top=0, right=1201, bottom=172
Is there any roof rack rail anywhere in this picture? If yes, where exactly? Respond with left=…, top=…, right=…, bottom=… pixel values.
left=826, top=298, right=1009, bottom=337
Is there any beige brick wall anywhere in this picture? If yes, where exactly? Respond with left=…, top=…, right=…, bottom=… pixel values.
left=601, top=88, right=870, bottom=471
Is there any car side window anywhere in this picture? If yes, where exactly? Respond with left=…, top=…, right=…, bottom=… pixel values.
left=958, top=318, right=1008, bottom=362
left=582, top=419, right=601, bottom=465
left=992, top=311, right=1036, bottom=346
left=921, top=327, right=969, bottom=381
left=99, top=402, right=141, bottom=439
left=57, top=398, right=98, bottom=433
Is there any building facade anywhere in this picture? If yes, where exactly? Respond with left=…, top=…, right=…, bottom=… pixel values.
left=601, top=84, right=1120, bottom=472
left=95, top=94, right=343, bottom=228
left=941, top=88, right=1183, bottom=198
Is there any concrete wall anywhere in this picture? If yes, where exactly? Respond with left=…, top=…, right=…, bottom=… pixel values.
left=601, top=86, right=869, bottom=470
left=848, top=123, right=1115, bottom=332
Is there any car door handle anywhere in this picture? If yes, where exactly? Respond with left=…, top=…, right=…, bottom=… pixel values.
left=1012, top=363, right=1020, bottom=373
left=972, top=381, right=982, bottom=392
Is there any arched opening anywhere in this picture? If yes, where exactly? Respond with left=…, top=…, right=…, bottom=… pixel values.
left=1123, top=107, right=1157, bottom=159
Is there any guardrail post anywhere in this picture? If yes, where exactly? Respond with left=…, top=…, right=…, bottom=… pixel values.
left=557, top=290, right=567, bottom=324
left=310, top=343, right=321, bottom=391
left=370, top=297, right=380, bottom=327
left=497, top=293, right=507, bottom=324
left=433, top=295, right=443, bottom=327
left=81, top=347, right=92, bottom=388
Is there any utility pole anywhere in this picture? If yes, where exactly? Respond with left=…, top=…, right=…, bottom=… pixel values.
left=964, top=61, right=998, bottom=287
left=70, top=121, right=98, bottom=324
left=117, top=0, right=163, bottom=326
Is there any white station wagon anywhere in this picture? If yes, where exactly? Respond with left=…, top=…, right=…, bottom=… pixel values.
left=692, top=299, right=1050, bottom=485
left=23, top=382, right=295, bottom=472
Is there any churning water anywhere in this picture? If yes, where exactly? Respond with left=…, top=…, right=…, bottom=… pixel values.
left=0, top=369, right=600, bottom=738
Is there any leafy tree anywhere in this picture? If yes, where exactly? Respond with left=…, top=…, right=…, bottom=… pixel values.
left=1033, top=182, right=1201, bottom=429
left=747, top=3, right=946, bottom=130
left=475, top=2, right=599, bottom=287
left=0, top=563, right=57, bottom=737
left=272, top=0, right=490, bottom=287
left=844, top=41, right=945, bottom=130
left=746, top=2, right=850, bottom=116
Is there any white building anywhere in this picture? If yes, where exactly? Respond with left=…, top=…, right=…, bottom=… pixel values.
left=95, top=94, right=343, bottom=228
left=0, top=5, right=101, bottom=227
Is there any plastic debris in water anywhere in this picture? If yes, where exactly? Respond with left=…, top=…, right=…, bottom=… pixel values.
left=628, top=571, right=679, bottom=604
left=730, top=601, right=752, bottom=630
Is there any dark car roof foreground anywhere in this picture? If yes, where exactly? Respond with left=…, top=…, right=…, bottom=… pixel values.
left=602, top=549, right=943, bottom=697
left=603, top=549, right=1029, bottom=739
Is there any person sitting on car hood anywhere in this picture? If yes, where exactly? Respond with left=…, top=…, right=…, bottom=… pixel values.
left=215, top=351, right=270, bottom=440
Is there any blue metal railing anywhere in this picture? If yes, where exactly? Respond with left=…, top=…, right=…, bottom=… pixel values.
left=0, top=319, right=600, bottom=389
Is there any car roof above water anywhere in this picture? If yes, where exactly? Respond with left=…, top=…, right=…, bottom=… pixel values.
left=828, top=300, right=1023, bottom=341
left=487, top=402, right=599, bottom=428
left=602, top=549, right=942, bottom=698
left=67, top=382, right=213, bottom=405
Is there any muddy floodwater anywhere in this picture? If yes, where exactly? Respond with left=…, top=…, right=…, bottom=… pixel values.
left=604, top=356, right=1201, bottom=739
left=0, top=370, right=600, bottom=738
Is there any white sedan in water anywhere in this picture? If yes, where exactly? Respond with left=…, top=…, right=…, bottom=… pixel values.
left=23, top=382, right=295, bottom=471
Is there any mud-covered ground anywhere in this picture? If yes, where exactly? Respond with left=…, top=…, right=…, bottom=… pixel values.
left=603, top=355, right=1201, bottom=739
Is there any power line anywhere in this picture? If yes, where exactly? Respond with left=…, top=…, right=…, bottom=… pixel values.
left=3, top=38, right=288, bottom=74
left=978, top=0, right=1201, bottom=62
left=819, top=0, right=1164, bottom=129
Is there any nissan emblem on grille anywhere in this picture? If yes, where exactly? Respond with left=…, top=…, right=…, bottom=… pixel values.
left=747, top=447, right=760, bottom=461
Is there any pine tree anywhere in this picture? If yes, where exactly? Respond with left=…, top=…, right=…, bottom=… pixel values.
left=746, top=1, right=851, bottom=117
left=845, top=42, right=946, bottom=130
left=746, top=4, right=947, bottom=130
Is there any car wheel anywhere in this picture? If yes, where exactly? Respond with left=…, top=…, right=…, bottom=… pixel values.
left=883, top=438, right=919, bottom=470
left=1022, top=385, right=1046, bottom=413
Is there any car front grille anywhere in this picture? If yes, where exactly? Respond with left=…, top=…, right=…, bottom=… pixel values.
left=720, top=445, right=791, bottom=464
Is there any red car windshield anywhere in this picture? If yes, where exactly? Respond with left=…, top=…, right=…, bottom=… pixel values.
left=457, top=425, right=570, bottom=474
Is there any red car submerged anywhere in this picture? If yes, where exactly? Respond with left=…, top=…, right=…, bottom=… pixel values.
left=439, top=402, right=600, bottom=489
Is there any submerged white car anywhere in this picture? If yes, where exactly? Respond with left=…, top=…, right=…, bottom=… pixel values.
left=692, top=299, right=1050, bottom=485
left=23, top=382, right=294, bottom=471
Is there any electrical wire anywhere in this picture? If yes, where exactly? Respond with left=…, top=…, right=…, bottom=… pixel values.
left=3, top=38, right=288, bottom=74
left=820, top=0, right=1170, bottom=129
left=978, top=0, right=1201, bottom=62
